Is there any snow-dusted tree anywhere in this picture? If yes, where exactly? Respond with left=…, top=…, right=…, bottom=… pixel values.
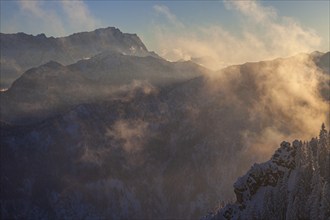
left=307, top=162, right=322, bottom=220
left=275, top=172, right=288, bottom=219
left=325, top=152, right=330, bottom=183
left=244, top=203, right=259, bottom=220
left=318, top=124, right=329, bottom=178
left=303, top=141, right=314, bottom=195
left=262, top=190, right=277, bottom=220
left=310, top=137, right=318, bottom=157
left=292, top=139, right=307, bottom=218
left=320, top=181, right=330, bottom=220
left=293, top=171, right=309, bottom=219
left=286, top=193, right=296, bottom=220
left=294, top=140, right=305, bottom=169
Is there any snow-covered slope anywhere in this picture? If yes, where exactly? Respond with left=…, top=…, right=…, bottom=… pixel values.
left=203, top=126, right=330, bottom=220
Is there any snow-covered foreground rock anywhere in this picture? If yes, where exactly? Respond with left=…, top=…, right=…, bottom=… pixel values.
left=203, top=125, right=330, bottom=220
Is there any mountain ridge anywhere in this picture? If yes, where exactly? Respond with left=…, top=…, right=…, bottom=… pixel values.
left=0, top=50, right=209, bottom=125
left=0, top=27, right=159, bottom=89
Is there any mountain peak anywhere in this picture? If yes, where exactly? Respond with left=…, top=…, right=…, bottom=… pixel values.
left=0, top=27, right=159, bottom=89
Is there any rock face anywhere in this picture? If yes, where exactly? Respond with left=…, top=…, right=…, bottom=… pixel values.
left=203, top=133, right=330, bottom=220
left=0, top=27, right=159, bottom=89
left=232, top=142, right=296, bottom=209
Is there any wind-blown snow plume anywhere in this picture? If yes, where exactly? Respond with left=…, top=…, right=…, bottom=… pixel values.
left=14, top=0, right=101, bottom=37
left=18, top=1, right=66, bottom=35
left=153, top=4, right=184, bottom=28
left=153, top=1, right=322, bottom=70
left=152, top=1, right=328, bottom=161
left=60, top=1, right=101, bottom=32
left=206, top=54, right=329, bottom=160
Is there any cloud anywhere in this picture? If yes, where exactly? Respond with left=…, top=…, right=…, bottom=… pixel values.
left=60, top=1, right=101, bottom=32
left=152, top=1, right=322, bottom=70
left=206, top=53, right=330, bottom=161
left=153, top=4, right=184, bottom=28
left=18, top=1, right=66, bottom=35
left=16, top=0, right=101, bottom=37
left=106, top=119, right=149, bottom=153
left=224, top=0, right=277, bottom=23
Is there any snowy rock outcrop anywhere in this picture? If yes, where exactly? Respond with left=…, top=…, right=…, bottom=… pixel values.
left=234, top=141, right=296, bottom=206
left=204, top=127, right=330, bottom=220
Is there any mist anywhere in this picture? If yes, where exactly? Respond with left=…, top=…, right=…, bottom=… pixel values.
left=205, top=53, right=329, bottom=161
left=4, top=0, right=102, bottom=37
left=1, top=1, right=329, bottom=219
left=153, top=1, right=324, bottom=70
left=86, top=50, right=329, bottom=205
left=150, top=0, right=329, bottom=162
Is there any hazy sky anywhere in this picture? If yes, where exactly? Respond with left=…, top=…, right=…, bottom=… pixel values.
left=1, top=0, right=329, bottom=66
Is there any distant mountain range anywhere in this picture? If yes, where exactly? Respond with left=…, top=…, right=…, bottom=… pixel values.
left=0, top=27, right=329, bottom=219
left=0, top=27, right=159, bottom=89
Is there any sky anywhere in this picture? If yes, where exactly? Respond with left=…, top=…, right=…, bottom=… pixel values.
left=1, top=0, right=329, bottom=68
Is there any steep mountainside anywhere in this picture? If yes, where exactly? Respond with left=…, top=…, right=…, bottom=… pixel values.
left=0, top=51, right=208, bottom=125
left=1, top=52, right=329, bottom=219
left=0, top=27, right=159, bottom=89
left=1, top=79, right=249, bottom=220
left=203, top=126, right=330, bottom=220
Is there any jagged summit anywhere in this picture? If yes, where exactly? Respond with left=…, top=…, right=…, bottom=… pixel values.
left=58, top=26, right=150, bottom=56
left=0, top=27, right=159, bottom=89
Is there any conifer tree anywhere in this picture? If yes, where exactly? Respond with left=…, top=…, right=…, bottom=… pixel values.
left=308, top=162, right=322, bottom=220
left=318, top=124, right=329, bottom=178
left=275, top=173, right=288, bottom=220
left=320, top=181, right=330, bottom=220
left=294, top=171, right=309, bottom=219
